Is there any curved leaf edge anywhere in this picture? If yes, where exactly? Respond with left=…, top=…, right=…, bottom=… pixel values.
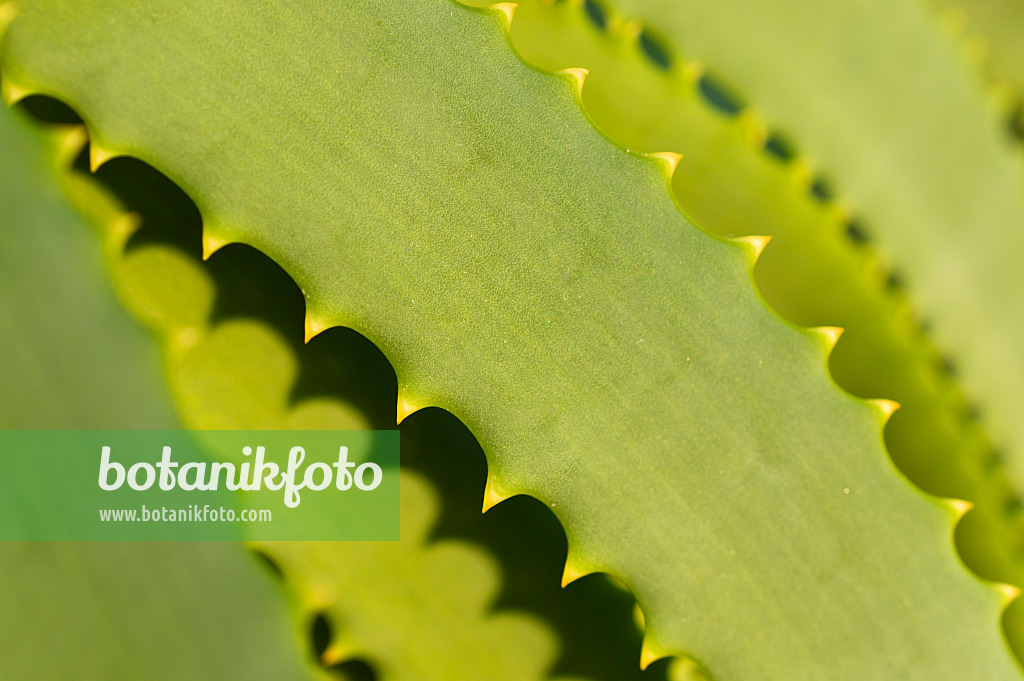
left=9, top=112, right=636, bottom=681
left=0, top=0, right=1017, bottom=675
left=497, top=0, right=1024, bottom=639
left=563, top=0, right=1024, bottom=526
left=925, top=0, right=1024, bottom=143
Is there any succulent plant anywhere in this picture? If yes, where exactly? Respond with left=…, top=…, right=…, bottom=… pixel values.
left=1, top=0, right=1023, bottom=679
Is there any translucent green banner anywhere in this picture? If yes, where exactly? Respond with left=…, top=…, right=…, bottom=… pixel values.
left=0, top=430, right=400, bottom=540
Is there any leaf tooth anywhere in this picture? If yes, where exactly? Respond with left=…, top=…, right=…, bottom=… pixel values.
left=556, top=67, right=589, bottom=98
left=639, top=634, right=670, bottom=671
left=995, top=583, right=1023, bottom=607
left=88, top=139, right=119, bottom=172
left=682, top=61, right=704, bottom=85
left=738, top=109, right=767, bottom=148
left=666, top=658, right=712, bottom=680
left=790, top=156, right=816, bottom=191
left=24, top=8, right=1007, bottom=675
left=869, top=398, right=901, bottom=424
left=811, top=325, right=845, bottom=353
left=600, top=11, right=625, bottom=36
left=480, top=474, right=509, bottom=513
left=938, top=6, right=969, bottom=39
left=321, top=636, right=366, bottom=667
left=560, top=556, right=589, bottom=588
left=0, top=75, right=32, bottom=106
left=49, top=123, right=88, bottom=167
left=200, top=229, right=232, bottom=261
left=171, top=327, right=201, bottom=352
left=395, top=389, right=424, bottom=425
left=940, top=497, right=974, bottom=521
left=303, top=312, right=330, bottom=344
left=108, top=211, right=142, bottom=249
left=648, top=151, right=682, bottom=178
left=961, top=34, right=990, bottom=68
left=616, top=18, right=643, bottom=41
left=632, top=602, right=645, bottom=629
left=487, top=2, right=517, bottom=29
left=731, top=234, right=771, bottom=263
left=827, top=198, right=853, bottom=225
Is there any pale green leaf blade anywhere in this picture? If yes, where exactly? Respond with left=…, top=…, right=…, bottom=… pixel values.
left=490, top=0, right=1024, bottom=608
left=0, top=111, right=172, bottom=428
left=2, top=1, right=1017, bottom=679
left=0, top=542, right=319, bottom=681
left=0, top=101, right=320, bottom=681
left=930, top=0, right=1024, bottom=128
left=606, top=0, right=1024, bottom=502
left=44, top=109, right=654, bottom=681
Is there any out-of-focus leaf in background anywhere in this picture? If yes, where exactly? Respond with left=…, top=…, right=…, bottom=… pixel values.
left=0, top=99, right=321, bottom=681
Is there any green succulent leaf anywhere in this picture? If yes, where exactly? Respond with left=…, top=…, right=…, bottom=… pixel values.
left=930, top=0, right=1024, bottom=128
left=38, top=108, right=652, bottom=681
left=102, top=235, right=583, bottom=681
left=266, top=471, right=565, bottom=679
left=604, top=0, right=1024, bottom=506
left=0, top=113, right=171, bottom=429
left=1, top=1, right=1018, bottom=679
left=0, top=101, right=319, bottom=681
left=488, top=0, right=1024, bottom=613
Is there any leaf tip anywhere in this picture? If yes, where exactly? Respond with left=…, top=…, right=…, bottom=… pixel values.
left=304, top=313, right=329, bottom=344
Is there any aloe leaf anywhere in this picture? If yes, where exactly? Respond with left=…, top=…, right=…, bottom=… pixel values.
left=0, top=101, right=319, bottom=681
left=42, top=118, right=653, bottom=681
left=483, top=0, right=1024, bottom=615
left=1, top=1, right=1018, bottom=678
left=0, top=112, right=172, bottom=429
left=3, top=80, right=637, bottom=681
left=599, top=0, right=1024, bottom=504
left=930, top=0, right=1024, bottom=130
left=0, top=542, right=325, bottom=681
left=266, top=471, right=565, bottom=680
left=57, top=117, right=697, bottom=679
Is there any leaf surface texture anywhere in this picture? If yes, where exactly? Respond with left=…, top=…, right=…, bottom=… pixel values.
left=0, top=102, right=319, bottom=681
left=1, top=1, right=1018, bottom=678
